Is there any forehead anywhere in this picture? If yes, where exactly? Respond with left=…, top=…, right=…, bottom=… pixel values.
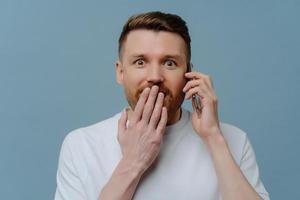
left=122, top=29, right=187, bottom=58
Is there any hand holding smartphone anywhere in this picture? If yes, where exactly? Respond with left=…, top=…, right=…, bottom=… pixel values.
left=187, top=63, right=202, bottom=117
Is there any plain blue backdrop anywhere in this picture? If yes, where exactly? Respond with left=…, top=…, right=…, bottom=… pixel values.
left=1, top=0, right=299, bottom=199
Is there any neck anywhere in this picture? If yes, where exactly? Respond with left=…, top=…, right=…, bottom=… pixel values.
left=126, top=107, right=182, bottom=126
left=166, top=107, right=182, bottom=125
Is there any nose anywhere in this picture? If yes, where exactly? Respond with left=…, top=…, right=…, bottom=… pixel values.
left=146, top=65, right=164, bottom=84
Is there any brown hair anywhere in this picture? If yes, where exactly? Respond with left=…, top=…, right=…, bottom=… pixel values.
left=118, top=11, right=191, bottom=70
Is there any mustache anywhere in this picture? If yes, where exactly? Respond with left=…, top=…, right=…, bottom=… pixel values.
left=135, top=85, right=171, bottom=99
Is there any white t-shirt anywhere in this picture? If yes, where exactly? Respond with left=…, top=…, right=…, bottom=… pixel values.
left=55, top=108, right=270, bottom=200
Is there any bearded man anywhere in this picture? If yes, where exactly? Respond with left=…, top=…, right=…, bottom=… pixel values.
left=55, top=11, right=269, bottom=200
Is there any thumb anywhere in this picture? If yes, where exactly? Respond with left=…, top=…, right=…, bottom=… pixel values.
left=118, top=109, right=128, bottom=138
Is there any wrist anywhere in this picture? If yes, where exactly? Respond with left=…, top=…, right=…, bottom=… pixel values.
left=204, top=129, right=227, bottom=151
left=116, top=157, right=145, bottom=178
left=100, top=157, right=144, bottom=200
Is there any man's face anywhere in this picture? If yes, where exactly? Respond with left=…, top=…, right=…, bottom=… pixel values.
left=116, top=29, right=188, bottom=121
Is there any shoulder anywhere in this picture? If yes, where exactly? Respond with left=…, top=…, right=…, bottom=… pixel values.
left=63, top=111, right=122, bottom=150
left=219, top=122, right=249, bottom=163
left=220, top=122, right=247, bottom=141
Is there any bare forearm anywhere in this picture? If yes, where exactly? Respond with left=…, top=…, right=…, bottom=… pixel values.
left=98, top=158, right=143, bottom=200
left=205, top=132, right=262, bottom=200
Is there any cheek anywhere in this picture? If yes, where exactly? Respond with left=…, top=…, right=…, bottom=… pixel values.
left=167, top=75, right=186, bottom=94
left=124, top=68, right=147, bottom=83
left=123, top=71, right=140, bottom=87
left=123, top=71, right=146, bottom=95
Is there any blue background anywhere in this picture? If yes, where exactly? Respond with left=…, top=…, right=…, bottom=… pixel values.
left=1, top=0, right=299, bottom=199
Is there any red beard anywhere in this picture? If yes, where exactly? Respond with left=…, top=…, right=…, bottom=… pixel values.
left=128, top=84, right=184, bottom=115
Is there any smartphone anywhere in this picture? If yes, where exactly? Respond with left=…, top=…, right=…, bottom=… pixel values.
left=187, top=63, right=202, bottom=116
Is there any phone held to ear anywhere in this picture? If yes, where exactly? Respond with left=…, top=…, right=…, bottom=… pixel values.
left=188, top=63, right=202, bottom=117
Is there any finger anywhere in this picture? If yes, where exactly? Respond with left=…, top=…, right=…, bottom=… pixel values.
left=142, top=85, right=159, bottom=123
left=156, top=107, right=168, bottom=134
left=149, top=92, right=164, bottom=128
left=182, top=79, right=202, bottom=93
left=184, top=86, right=209, bottom=100
left=131, top=87, right=150, bottom=124
left=183, top=79, right=213, bottom=97
left=185, top=72, right=214, bottom=90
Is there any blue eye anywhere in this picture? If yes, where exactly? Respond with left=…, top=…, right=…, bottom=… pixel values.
left=134, top=59, right=145, bottom=66
left=164, top=60, right=176, bottom=68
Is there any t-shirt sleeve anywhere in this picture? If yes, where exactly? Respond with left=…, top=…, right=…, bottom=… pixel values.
left=240, top=136, right=270, bottom=200
left=55, top=136, right=87, bottom=200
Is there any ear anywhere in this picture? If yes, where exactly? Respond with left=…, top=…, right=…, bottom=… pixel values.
left=115, top=60, right=124, bottom=85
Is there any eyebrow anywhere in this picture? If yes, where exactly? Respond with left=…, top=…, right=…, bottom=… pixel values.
left=130, top=54, right=145, bottom=58
left=130, top=54, right=183, bottom=60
